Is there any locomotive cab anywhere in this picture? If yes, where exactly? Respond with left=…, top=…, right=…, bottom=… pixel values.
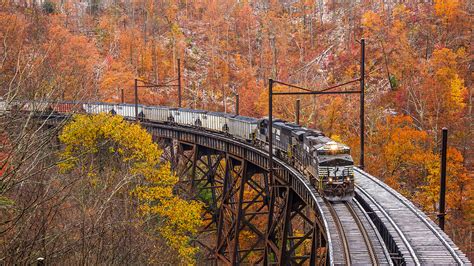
left=256, top=118, right=283, bottom=143
left=316, top=141, right=355, bottom=201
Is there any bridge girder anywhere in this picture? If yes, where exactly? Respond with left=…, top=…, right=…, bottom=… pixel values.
left=158, top=138, right=327, bottom=265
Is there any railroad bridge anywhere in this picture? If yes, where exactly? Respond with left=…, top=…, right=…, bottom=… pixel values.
left=45, top=115, right=470, bottom=265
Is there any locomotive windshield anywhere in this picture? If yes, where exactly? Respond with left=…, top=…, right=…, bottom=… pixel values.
left=317, top=141, right=350, bottom=156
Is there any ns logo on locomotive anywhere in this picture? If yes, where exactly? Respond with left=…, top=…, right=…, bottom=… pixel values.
left=0, top=101, right=355, bottom=201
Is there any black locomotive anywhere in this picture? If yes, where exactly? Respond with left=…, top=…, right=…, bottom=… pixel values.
left=256, top=118, right=354, bottom=201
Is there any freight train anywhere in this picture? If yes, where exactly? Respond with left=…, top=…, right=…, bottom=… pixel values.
left=0, top=100, right=354, bottom=201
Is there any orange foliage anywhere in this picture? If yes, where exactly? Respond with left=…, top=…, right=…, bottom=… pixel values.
left=434, top=0, right=462, bottom=24
left=2, top=0, right=472, bottom=260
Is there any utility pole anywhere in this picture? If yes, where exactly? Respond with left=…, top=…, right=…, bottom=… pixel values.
left=235, top=94, right=240, bottom=115
left=134, top=78, right=138, bottom=121
left=178, top=58, right=182, bottom=107
left=265, top=70, right=363, bottom=262
left=268, top=80, right=274, bottom=193
left=121, top=88, right=124, bottom=103
left=264, top=79, right=275, bottom=265
left=264, top=40, right=365, bottom=260
left=438, top=128, right=448, bottom=231
left=359, top=38, right=365, bottom=170
left=295, top=99, right=300, bottom=125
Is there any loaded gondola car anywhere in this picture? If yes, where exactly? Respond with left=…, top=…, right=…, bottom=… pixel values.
left=143, top=106, right=173, bottom=123
left=202, top=111, right=234, bottom=133
left=112, top=103, right=144, bottom=118
left=23, top=101, right=51, bottom=114
left=227, top=115, right=258, bottom=141
left=49, top=102, right=84, bottom=114
left=83, top=103, right=115, bottom=115
left=170, top=108, right=207, bottom=126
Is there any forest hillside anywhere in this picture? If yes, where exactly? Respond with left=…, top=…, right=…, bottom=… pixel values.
left=1, top=0, right=473, bottom=262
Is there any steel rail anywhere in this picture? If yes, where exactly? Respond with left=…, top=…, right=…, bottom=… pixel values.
left=355, top=168, right=465, bottom=265
left=356, top=184, right=421, bottom=265
left=345, top=200, right=377, bottom=265
left=326, top=201, right=351, bottom=265
left=352, top=197, right=394, bottom=265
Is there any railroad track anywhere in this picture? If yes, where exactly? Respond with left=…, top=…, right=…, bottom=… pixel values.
left=356, top=184, right=418, bottom=265
left=326, top=199, right=379, bottom=265
left=355, top=169, right=470, bottom=265
left=326, top=201, right=351, bottom=265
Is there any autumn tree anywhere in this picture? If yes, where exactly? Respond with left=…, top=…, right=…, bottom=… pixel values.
left=0, top=10, right=100, bottom=264
left=2, top=0, right=473, bottom=261
left=59, top=113, right=203, bottom=263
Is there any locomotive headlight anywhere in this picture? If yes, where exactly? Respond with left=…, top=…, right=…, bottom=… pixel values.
left=329, top=144, right=338, bottom=151
left=345, top=176, right=350, bottom=182
left=328, top=177, right=333, bottom=183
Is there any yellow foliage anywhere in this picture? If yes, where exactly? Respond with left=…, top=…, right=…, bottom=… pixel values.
left=361, top=10, right=382, bottom=35
left=430, top=48, right=467, bottom=113
left=418, top=147, right=472, bottom=218
left=59, top=113, right=203, bottom=263
left=449, top=74, right=466, bottom=109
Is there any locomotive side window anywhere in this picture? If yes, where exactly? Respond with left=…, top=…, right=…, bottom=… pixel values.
left=317, top=149, right=350, bottom=156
